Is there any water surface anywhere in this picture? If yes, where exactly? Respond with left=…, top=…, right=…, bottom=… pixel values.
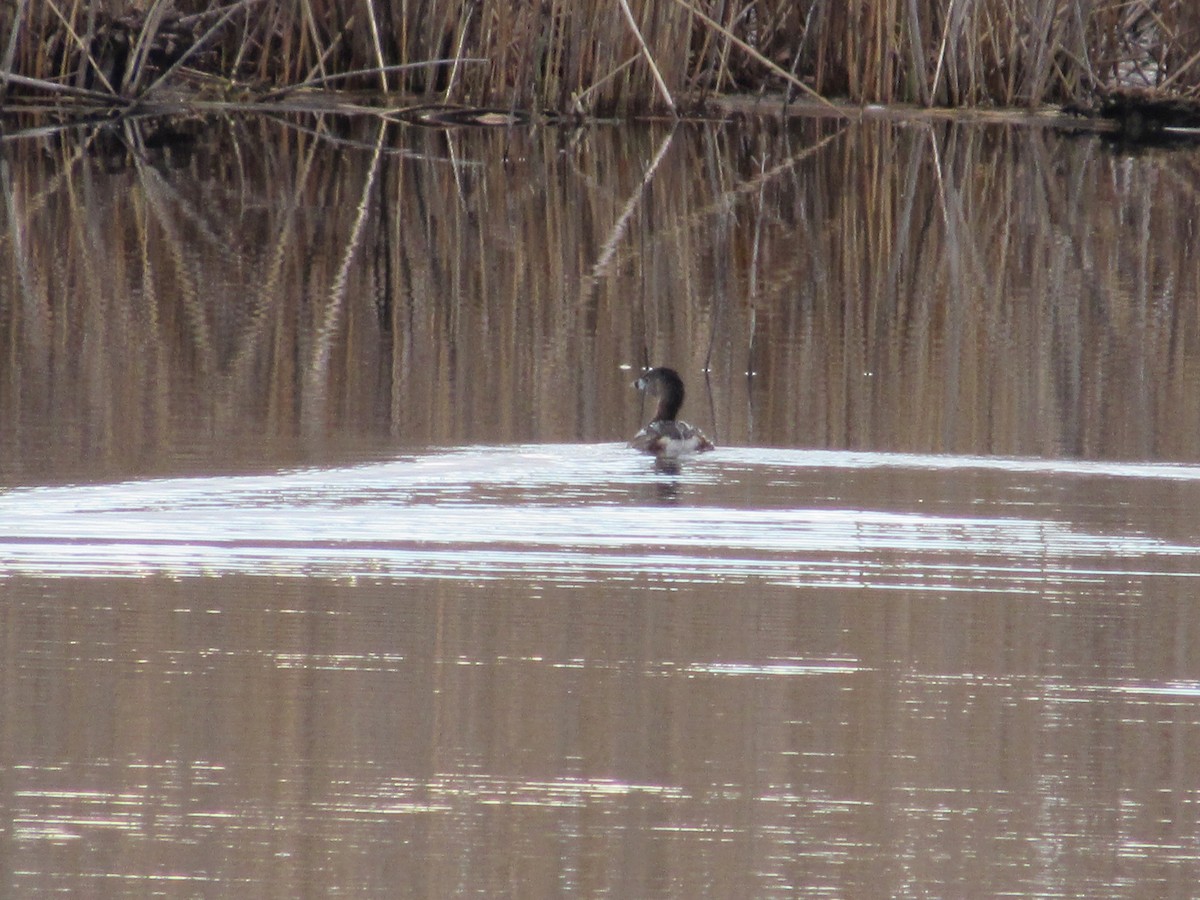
left=3, top=112, right=1200, bottom=896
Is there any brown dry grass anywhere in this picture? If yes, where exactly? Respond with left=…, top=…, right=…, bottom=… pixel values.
left=3, top=1, right=1200, bottom=114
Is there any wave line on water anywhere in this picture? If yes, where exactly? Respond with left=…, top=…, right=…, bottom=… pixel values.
left=1, top=445, right=1195, bottom=587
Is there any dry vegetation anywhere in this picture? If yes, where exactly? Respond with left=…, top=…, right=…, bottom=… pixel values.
left=2, top=1, right=1200, bottom=116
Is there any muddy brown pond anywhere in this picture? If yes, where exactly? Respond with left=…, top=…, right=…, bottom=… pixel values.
left=2, top=112, right=1200, bottom=896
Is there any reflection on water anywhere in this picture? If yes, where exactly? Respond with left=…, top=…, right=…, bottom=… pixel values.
left=3, top=114, right=1200, bottom=896
left=4, top=115, right=1200, bottom=485
left=3, top=446, right=1200, bottom=896
left=3, top=446, right=1200, bottom=587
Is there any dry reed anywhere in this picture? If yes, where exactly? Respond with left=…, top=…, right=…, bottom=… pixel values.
left=2, top=1, right=1199, bottom=115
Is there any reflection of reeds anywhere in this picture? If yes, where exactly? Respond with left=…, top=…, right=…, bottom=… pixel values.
left=4, top=2, right=1200, bottom=111
left=3, top=116, right=1200, bottom=481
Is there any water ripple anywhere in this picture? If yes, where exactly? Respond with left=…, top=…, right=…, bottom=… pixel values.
left=1, top=446, right=1195, bottom=586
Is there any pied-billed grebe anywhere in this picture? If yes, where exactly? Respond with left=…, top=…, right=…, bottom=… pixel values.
left=630, top=367, right=715, bottom=457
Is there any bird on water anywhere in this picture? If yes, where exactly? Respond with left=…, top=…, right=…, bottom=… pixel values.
left=630, top=367, right=714, bottom=458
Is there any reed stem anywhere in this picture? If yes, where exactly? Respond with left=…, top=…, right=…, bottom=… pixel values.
left=3, top=0, right=1198, bottom=114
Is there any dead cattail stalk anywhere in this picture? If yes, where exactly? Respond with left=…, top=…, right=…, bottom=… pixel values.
left=0, top=71, right=124, bottom=104
left=572, top=54, right=638, bottom=114
left=616, top=0, right=676, bottom=115
left=264, top=59, right=487, bottom=100
left=930, top=0, right=958, bottom=105
left=0, top=0, right=29, bottom=106
left=296, top=0, right=332, bottom=86
left=669, top=0, right=841, bottom=112
left=1157, top=46, right=1200, bottom=91
left=140, top=0, right=264, bottom=99
left=442, top=0, right=474, bottom=104
left=39, top=0, right=119, bottom=95
left=122, top=0, right=171, bottom=97
left=905, top=0, right=929, bottom=105
left=363, top=0, right=389, bottom=93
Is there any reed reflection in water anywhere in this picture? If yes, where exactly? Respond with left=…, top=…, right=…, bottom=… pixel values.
left=2, top=114, right=1200, bottom=896
left=3, top=115, right=1200, bottom=482
left=3, top=447, right=1200, bottom=896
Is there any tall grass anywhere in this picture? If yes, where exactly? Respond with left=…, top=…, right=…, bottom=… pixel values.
left=2, top=1, right=1199, bottom=113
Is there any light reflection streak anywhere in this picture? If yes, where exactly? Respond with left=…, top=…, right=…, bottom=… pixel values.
left=685, top=661, right=862, bottom=677
left=1, top=446, right=1196, bottom=586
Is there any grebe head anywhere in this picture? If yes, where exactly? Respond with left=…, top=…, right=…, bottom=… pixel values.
left=633, top=367, right=685, bottom=421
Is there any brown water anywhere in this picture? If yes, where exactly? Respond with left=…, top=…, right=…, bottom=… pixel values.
left=3, top=112, right=1200, bottom=896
